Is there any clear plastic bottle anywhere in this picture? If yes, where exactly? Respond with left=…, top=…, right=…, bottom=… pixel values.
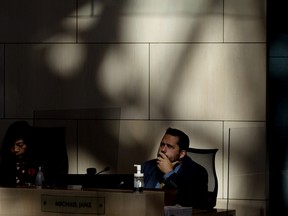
left=35, top=166, right=45, bottom=188
left=133, top=164, right=144, bottom=192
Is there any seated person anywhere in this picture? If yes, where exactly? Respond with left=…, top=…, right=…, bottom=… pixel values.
left=0, top=121, right=38, bottom=185
left=142, top=127, right=209, bottom=209
left=0, top=121, right=69, bottom=186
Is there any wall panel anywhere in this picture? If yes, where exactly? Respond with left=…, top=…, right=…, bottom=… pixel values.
left=223, top=122, right=267, bottom=200
left=77, top=120, right=120, bottom=174
left=150, top=44, right=266, bottom=121
left=0, top=1, right=76, bottom=43
left=5, top=44, right=149, bottom=119
left=224, top=0, right=266, bottom=42
left=78, top=0, right=223, bottom=43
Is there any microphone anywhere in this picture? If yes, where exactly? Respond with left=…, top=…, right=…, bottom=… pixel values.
left=96, top=166, right=110, bottom=175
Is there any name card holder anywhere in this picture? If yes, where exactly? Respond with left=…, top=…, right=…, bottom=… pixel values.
left=41, top=194, right=105, bottom=214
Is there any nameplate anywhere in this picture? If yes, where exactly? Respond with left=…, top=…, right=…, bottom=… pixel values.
left=41, top=194, right=105, bottom=214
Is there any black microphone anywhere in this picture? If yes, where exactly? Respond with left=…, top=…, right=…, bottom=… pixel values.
left=95, top=166, right=110, bottom=175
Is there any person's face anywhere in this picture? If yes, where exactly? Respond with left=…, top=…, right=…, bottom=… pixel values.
left=157, top=134, right=186, bottom=162
left=11, top=139, right=27, bottom=159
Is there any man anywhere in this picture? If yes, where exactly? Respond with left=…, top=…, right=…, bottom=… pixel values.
left=142, top=127, right=209, bottom=208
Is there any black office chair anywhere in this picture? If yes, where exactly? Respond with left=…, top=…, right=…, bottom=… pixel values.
left=32, top=127, right=69, bottom=185
left=186, top=148, right=218, bottom=209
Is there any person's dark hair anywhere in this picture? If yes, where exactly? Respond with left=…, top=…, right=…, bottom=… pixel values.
left=0, top=121, right=35, bottom=185
left=0, top=121, right=33, bottom=159
left=165, top=127, right=190, bottom=151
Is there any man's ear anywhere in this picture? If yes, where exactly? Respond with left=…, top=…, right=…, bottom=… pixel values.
left=179, top=150, right=186, bottom=160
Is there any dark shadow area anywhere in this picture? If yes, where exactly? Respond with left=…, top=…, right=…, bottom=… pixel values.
left=267, top=0, right=288, bottom=214
left=0, top=0, right=77, bottom=43
left=32, top=126, right=68, bottom=185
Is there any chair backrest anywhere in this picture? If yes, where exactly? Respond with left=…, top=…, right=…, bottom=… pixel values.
left=186, top=148, right=218, bottom=209
left=32, top=127, right=69, bottom=185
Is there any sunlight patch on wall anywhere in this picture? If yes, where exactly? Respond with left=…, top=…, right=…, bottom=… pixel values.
left=45, top=43, right=86, bottom=78
left=94, top=44, right=149, bottom=104
left=43, top=0, right=105, bottom=79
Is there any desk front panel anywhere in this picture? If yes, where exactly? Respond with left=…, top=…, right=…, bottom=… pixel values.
left=0, top=187, right=164, bottom=216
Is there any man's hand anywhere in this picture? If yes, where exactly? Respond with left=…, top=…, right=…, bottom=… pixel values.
left=157, top=152, right=179, bottom=174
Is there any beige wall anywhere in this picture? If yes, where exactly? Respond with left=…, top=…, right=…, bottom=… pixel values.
left=0, top=0, right=266, bottom=216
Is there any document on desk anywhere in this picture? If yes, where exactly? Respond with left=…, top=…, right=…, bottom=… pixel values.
left=164, top=205, right=193, bottom=216
left=41, top=194, right=105, bottom=214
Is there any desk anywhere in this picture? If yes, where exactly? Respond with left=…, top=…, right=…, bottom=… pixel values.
left=0, top=187, right=235, bottom=216
left=0, top=186, right=164, bottom=216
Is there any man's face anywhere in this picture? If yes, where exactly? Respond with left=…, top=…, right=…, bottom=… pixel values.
left=157, top=134, right=185, bottom=163
left=11, top=139, right=27, bottom=159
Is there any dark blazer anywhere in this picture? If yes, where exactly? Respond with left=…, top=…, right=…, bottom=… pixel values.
left=142, top=155, right=209, bottom=209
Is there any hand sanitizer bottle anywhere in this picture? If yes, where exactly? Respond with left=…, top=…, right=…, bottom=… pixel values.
left=35, top=166, right=45, bottom=188
left=134, top=164, right=144, bottom=192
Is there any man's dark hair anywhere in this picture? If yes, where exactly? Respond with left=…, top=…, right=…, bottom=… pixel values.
left=165, top=127, right=190, bottom=151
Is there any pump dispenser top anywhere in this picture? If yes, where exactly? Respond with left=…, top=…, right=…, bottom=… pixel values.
left=134, top=164, right=144, bottom=177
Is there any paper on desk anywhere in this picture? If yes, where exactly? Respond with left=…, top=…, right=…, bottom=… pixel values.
left=164, top=204, right=192, bottom=216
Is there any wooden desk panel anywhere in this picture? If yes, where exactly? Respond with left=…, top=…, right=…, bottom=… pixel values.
left=0, top=187, right=164, bottom=216
left=0, top=187, right=235, bottom=216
